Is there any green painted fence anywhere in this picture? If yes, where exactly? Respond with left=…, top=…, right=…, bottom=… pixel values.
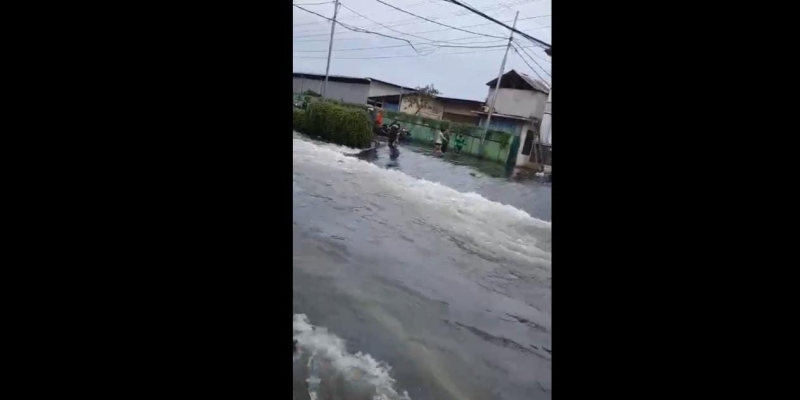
left=383, top=111, right=515, bottom=164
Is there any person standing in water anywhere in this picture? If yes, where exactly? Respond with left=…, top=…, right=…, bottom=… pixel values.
left=387, top=121, right=401, bottom=148
left=435, top=128, right=449, bottom=154
left=453, top=132, right=466, bottom=154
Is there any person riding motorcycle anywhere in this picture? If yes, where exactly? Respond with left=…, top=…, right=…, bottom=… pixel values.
left=387, top=122, right=401, bottom=148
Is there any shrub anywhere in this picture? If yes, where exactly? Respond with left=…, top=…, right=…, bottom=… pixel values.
left=297, top=102, right=372, bottom=148
left=293, top=109, right=306, bottom=131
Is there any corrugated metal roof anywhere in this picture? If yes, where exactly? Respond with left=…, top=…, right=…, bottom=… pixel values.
left=293, top=72, right=416, bottom=89
left=485, top=69, right=550, bottom=94
left=293, top=72, right=370, bottom=84
left=437, top=96, right=485, bottom=105
left=366, top=77, right=412, bottom=89
left=516, top=71, right=551, bottom=94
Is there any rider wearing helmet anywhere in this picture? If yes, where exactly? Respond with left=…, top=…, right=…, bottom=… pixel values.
left=387, top=121, right=401, bottom=148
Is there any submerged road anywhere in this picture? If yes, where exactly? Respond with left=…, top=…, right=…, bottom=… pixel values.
left=293, top=134, right=552, bottom=400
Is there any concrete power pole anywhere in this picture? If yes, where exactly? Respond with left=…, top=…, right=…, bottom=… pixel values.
left=540, top=89, right=552, bottom=146
left=322, top=0, right=340, bottom=99
left=397, top=87, right=404, bottom=113
left=480, top=11, right=518, bottom=152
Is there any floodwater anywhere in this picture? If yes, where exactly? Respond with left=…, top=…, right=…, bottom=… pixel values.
left=293, top=133, right=552, bottom=400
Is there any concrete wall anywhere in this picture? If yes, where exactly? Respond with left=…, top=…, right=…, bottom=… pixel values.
left=292, top=77, right=370, bottom=104
left=540, top=90, right=552, bottom=146
left=487, top=88, right=548, bottom=120
left=478, top=116, right=525, bottom=136
left=515, top=121, right=536, bottom=167
left=514, top=120, right=551, bottom=169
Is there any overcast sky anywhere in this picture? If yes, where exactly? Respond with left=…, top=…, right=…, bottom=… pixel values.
left=293, top=0, right=551, bottom=101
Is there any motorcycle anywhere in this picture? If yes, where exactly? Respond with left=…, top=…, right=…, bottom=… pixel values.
left=399, top=128, right=412, bottom=143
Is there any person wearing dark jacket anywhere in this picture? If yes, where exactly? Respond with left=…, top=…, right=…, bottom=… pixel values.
left=387, top=122, right=401, bottom=148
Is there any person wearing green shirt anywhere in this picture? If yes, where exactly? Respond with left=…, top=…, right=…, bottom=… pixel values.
left=453, top=133, right=466, bottom=154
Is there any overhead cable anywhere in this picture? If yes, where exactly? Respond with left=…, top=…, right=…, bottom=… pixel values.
left=442, top=0, right=551, bottom=50
left=513, top=42, right=551, bottom=77
left=371, top=0, right=507, bottom=39
left=511, top=45, right=550, bottom=87
left=293, top=3, right=421, bottom=53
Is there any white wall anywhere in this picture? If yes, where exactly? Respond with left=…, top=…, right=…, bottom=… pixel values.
left=292, top=77, right=370, bottom=104
left=487, top=88, right=548, bottom=120
left=539, top=90, right=552, bottom=146
left=516, top=121, right=535, bottom=167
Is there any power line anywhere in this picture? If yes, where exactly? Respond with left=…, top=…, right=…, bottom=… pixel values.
left=511, top=44, right=550, bottom=87
left=294, top=43, right=410, bottom=52
left=513, top=42, right=551, bottom=77
left=294, top=1, right=335, bottom=5
left=294, top=41, right=508, bottom=53
left=293, top=42, right=539, bottom=59
left=294, top=46, right=515, bottom=59
left=336, top=1, right=536, bottom=54
left=476, top=0, right=528, bottom=37
left=338, top=3, right=435, bottom=43
left=294, top=32, right=509, bottom=44
left=293, top=13, right=548, bottom=39
left=292, top=0, right=432, bottom=28
left=293, top=1, right=549, bottom=36
left=293, top=3, right=421, bottom=53
left=371, top=0, right=507, bottom=39
left=513, top=38, right=550, bottom=64
left=441, top=0, right=550, bottom=50
left=293, top=0, right=543, bottom=33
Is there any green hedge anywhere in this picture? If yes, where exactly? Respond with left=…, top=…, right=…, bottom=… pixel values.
left=293, top=109, right=306, bottom=131
left=294, top=102, right=372, bottom=148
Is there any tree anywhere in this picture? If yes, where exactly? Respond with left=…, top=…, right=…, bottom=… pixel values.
left=404, top=84, right=440, bottom=115
left=303, top=89, right=321, bottom=97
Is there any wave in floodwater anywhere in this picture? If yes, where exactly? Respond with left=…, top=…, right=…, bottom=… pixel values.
left=294, top=314, right=412, bottom=400
left=293, top=137, right=552, bottom=269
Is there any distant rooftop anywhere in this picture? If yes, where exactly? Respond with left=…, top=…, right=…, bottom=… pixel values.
left=437, top=96, right=484, bottom=105
left=293, top=72, right=486, bottom=103
left=485, top=69, right=550, bottom=94
left=292, top=72, right=416, bottom=89
left=293, top=72, right=370, bottom=85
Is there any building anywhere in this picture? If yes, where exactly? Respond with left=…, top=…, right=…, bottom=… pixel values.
left=476, top=69, right=551, bottom=168
left=365, top=78, right=414, bottom=112
left=293, top=72, right=415, bottom=107
left=293, top=73, right=372, bottom=104
left=369, top=93, right=484, bottom=125
left=438, top=96, right=484, bottom=125
left=293, top=72, right=484, bottom=125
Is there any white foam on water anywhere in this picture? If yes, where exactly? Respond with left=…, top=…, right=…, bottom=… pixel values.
left=293, top=132, right=365, bottom=155
left=307, top=350, right=320, bottom=400
left=293, top=138, right=552, bottom=270
left=294, top=314, right=412, bottom=400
